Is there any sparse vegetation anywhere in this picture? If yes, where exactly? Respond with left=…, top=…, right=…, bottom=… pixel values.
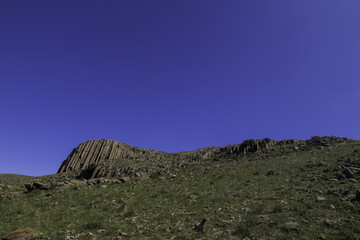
left=0, top=137, right=359, bottom=239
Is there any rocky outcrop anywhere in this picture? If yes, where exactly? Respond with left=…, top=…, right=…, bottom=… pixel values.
left=57, top=137, right=352, bottom=179
left=25, top=181, right=51, bottom=192
left=219, top=138, right=276, bottom=155
left=58, top=139, right=166, bottom=173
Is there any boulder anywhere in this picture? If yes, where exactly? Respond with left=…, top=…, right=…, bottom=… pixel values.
left=33, top=181, right=50, bottom=190
left=283, top=222, right=299, bottom=231
left=316, top=196, right=326, bottom=202
left=25, top=181, right=51, bottom=192
left=2, top=227, right=39, bottom=240
left=24, top=183, right=34, bottom=192
left=119, top=177, right=130, bottom=183
left=56, top=182, right=65, bottom=187
left=87, top=179, right=97, bottom=186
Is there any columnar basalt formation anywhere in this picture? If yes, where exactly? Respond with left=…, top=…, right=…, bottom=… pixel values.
left=58, top=139, right=161, bottom=173
left=58, top=138, right=277, bottom=179
left=58, top=136, right=351, bottom=179
left=57, top=139, right=171, bottom=178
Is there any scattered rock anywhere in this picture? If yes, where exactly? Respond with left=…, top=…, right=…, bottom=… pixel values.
left=119, top=177, right=130, bottom=183
left=324, top=218, right=337, bottom=227
left=257, top=215, right=269, bottom=221
left=25, top=181, right=51, bottom=192
left=24, top=183, right=34, bottom=192
left=62, top=235, right=75, bottom=240
left=116, top=231, right=128, bottom=237
left=62, top=230, right=77, bottom=240
left=283, top=222, right=299, bottom=231
left=69, top=179, right=87, bottom=186
left=318, top=161, right=327, bottom=166
left=316, top=196, right=326, bottom=202
left=111, top=179, right=121, bottom=184
left=56, top=182, right=65, bottom=187
left=34, top=181, right=51, bottom=190
left=2, top=227, right=39, bottom=240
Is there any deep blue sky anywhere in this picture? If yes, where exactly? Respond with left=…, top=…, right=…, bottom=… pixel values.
left=1, top=1, right=359, bottom=176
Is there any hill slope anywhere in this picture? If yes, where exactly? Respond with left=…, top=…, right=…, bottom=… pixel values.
left=1, top=136, right=359, bottom=239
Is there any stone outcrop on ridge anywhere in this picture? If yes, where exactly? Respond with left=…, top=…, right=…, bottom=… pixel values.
left=57, top=136, right=352, bottom=179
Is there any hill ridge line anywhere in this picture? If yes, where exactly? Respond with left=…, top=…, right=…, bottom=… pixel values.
left=57, top=136, right=354, bottom=179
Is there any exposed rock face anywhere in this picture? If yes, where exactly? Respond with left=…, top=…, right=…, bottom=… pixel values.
left=57, top=139, right=166, bottom=176
left=219, top=138, right=275, bottom=155
left=58, top=139, right=219, bottom=179
left=57, top=137, right=351, bottom=179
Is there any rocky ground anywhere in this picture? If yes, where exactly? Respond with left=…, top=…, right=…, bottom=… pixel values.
left=1, top=136, right=359, bottom=239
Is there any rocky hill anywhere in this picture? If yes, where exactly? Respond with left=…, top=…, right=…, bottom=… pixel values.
left=57, top=136, right=353, bottom=179
left=1, top=136, right=359, bottom=239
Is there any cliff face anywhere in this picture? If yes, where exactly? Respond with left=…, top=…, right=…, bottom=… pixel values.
left=57, top=139, right=169, bottom=178
left=58, top=139, right=130, bottom=172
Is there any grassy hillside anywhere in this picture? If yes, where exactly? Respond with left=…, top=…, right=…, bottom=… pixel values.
left=0, top=174, right=35, bottom=188
left=1, top=138, right=359, bottom=239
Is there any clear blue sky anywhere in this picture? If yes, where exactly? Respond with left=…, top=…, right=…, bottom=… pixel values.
left=1, top=1, right=359, bottom=176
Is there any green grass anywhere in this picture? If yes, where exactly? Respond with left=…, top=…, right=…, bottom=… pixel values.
left=1, top=140, right=359, bottom=239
